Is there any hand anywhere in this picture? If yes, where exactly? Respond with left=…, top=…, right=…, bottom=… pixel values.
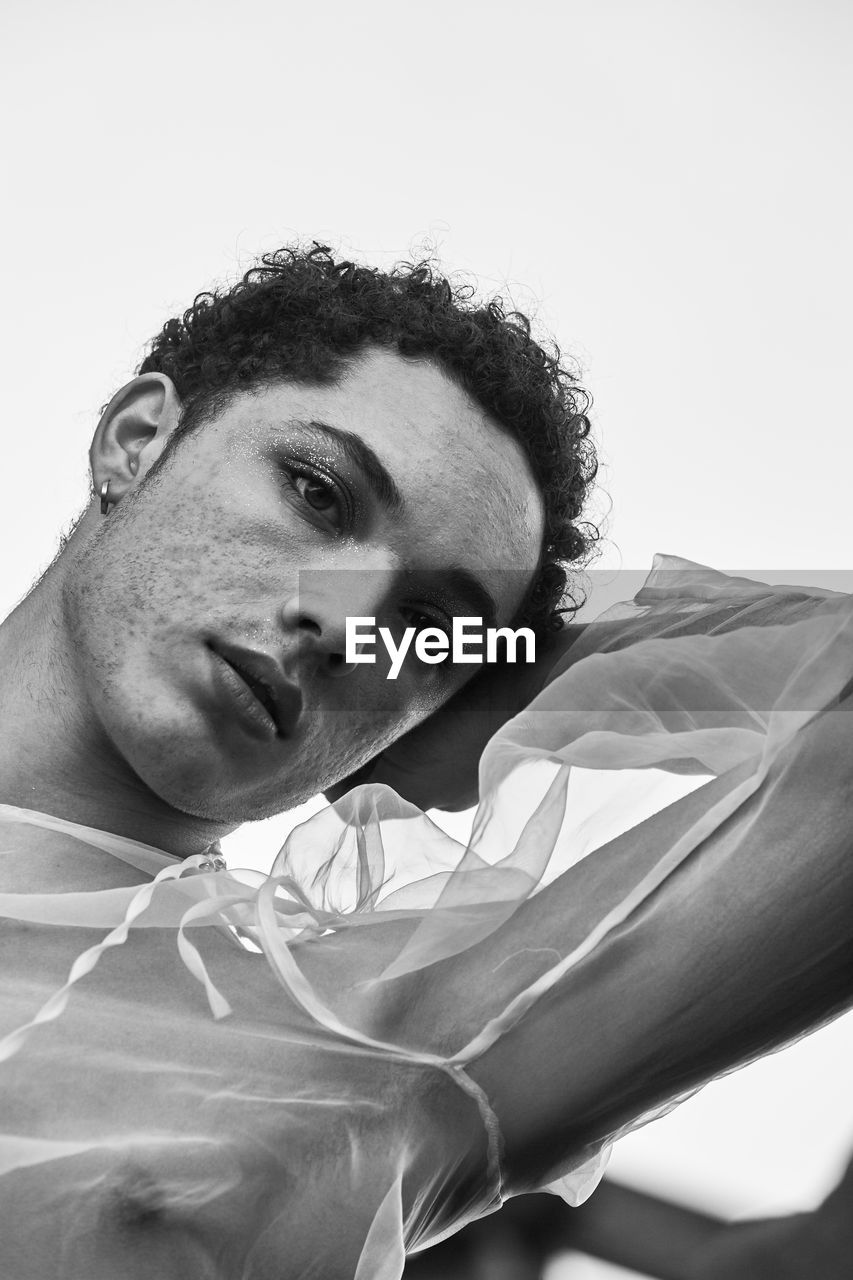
left=685, top=1152, right=853, bottom=1279
left=324, top=624, right=588, bottom=812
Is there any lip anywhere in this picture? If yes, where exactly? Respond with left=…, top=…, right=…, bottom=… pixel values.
left=207, top=640, right=303, bottom=740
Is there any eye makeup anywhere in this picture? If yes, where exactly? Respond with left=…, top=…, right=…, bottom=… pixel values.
left=279, top=458, right=354, bottom=532
left=276, top=419, right=405, bottom=518
left=273, top=426, right=364, bottom=532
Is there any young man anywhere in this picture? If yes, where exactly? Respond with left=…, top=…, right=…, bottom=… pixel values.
left=0, top=245, right=604, bottom=1277
left=1, top=245, right=851, bottom=1279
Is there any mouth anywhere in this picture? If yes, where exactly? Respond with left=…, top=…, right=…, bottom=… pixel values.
left=206, top=641, right=303, bottom=740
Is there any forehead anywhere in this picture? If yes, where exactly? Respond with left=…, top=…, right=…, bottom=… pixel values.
left=233, top=347, right=544, bottom=596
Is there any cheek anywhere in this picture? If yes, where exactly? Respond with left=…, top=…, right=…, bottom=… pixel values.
left=104, top=474, right=278, bottom=620
left=313, top=670, right=443, bottom=766
left=361, top=670, right=451, bottom=745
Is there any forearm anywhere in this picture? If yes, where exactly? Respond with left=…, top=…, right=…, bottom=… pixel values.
left=434, top=697, right=853, bottom=1190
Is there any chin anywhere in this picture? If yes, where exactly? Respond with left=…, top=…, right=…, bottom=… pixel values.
left=114, top=695, right=383, bottom=825
left=135, top=750, right=318, bottom=826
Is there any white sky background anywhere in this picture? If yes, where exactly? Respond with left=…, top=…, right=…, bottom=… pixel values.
left=2, top=0, right=852, bottom=1271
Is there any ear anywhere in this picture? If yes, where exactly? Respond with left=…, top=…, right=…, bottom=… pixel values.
left=89, top=373, right=183, bottom=505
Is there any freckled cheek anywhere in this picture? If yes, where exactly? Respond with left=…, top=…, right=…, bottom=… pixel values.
left=141, top=480, right=292, bottom=607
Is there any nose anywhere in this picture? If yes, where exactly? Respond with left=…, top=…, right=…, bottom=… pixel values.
left=279, top=563, right=400, bottom=678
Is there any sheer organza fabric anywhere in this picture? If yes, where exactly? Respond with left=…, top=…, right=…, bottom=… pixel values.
left=1, top=557, right=851, bottom=1278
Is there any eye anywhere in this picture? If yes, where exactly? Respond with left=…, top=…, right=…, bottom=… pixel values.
left=400, top=608, right=453, bottom=666
left=282, top=464, right=350, bottom=530
left=294, top=473, right=338, bottom=513
left=402, top=610, right=445, bottom=636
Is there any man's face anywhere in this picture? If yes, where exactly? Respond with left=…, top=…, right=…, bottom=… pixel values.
left=66, top=347, right=545, bottom=822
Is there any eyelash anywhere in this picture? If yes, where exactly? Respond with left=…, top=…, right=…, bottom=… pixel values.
left=282, top=463, right=352, bottom=531
left=399, top=607, right=454, bottom=667
left=401, top=608, right=449, bottom=635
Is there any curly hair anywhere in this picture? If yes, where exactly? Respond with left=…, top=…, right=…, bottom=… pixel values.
left=138, top=244, right=598, bottom=630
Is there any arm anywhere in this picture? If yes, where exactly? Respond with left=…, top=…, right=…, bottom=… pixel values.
left=324, top=583, right=843, bottom=811
left=397, top=694, right=853, bottom=1193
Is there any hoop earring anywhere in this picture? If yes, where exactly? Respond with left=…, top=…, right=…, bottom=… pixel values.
left=99, top=480, right=112, bottom=515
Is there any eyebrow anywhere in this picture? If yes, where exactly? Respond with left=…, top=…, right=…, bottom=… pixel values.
left=302, top=419, right=405, bottom=515
left=297, top=419, right=499, bottom=628
left=441, top=566, right=499, bottom=631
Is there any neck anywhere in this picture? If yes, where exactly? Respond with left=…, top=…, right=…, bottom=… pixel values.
left=0, top=562, right=232, bottom=860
